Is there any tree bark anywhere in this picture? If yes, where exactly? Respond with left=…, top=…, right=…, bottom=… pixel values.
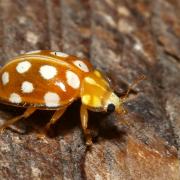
left=0, top=0, right=179, bottom=179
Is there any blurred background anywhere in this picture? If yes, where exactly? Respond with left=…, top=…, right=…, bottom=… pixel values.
left=0, top=0, right=179, bottom=179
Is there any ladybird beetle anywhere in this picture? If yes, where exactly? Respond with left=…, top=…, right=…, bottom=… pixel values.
left=0, top=50, right=137, bottom=145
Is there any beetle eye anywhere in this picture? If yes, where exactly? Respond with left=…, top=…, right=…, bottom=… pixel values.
left=107, top=103, right=115, bottom=113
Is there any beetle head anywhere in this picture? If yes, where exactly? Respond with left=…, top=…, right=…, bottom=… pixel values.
left=81, top=70, right=125, bottom=113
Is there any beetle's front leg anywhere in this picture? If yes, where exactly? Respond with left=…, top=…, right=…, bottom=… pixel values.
left=80, top=104, right=92, bottom=146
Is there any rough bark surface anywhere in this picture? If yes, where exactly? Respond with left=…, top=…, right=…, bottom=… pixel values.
left=0, top=0, right=179, bottom=179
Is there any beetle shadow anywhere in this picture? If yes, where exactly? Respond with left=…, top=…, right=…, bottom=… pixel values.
left=50, top=101, right=127, bottom=144
left=0, top=101, right=127, bottom=143
left=88, top=112, right=127, bottom=144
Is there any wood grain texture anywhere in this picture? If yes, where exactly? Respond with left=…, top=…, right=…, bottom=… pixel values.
left=0, top=0, right=179, bottom=179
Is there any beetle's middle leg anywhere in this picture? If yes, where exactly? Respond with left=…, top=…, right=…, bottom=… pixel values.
left=37, top=108, right=67, bottom=138
left=45, top=108, right=67, bottom=131
left=0, top=107, right=36, bottom=132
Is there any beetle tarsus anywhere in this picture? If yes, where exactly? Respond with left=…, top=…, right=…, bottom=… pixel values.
left=84, top=129, right=92, bottom=146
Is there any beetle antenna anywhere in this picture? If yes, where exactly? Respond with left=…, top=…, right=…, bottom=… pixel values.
left=121, top=75, right=146, bottom=102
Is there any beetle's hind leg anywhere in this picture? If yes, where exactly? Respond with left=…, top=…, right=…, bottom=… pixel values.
left=0, top=107, right=36, bottom=132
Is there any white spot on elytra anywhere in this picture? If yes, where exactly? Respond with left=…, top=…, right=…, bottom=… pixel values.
left=26, top=50, right=41, bottom=54
left=39, top=65, right=57, bottom=80
left=9, top=93, right=22, bottom=104
left=2, top=72, right=9, bottom=85
left=73, top=60, right=89, bottom=72
left=21, top=81, right=34, bottom=93
left=16, top=61, right=31, bottom=74
left=44, top=92, right=60, bottom=107
left=55, top=81, right=66, bottom=92
left=51, top=51, right=69, bottom=58
left=66, top=71, right=80, bottom=89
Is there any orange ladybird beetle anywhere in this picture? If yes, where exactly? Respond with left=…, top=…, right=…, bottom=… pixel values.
left=0, top=50, right=132, bottom=145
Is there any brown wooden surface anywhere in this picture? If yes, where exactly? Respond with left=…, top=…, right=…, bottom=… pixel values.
left=0, top=0, right=179, bottom=179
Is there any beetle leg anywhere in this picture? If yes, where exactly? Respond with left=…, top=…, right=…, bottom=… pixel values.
left=37, top=108, right=67, bottom=138
left=0, top=107, right=36, bottom=132
left=45, top=108, right=67, bottom=131
left=8, top=124, right=27, bottom=134
left=80, top=104, right=92, bottom=146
